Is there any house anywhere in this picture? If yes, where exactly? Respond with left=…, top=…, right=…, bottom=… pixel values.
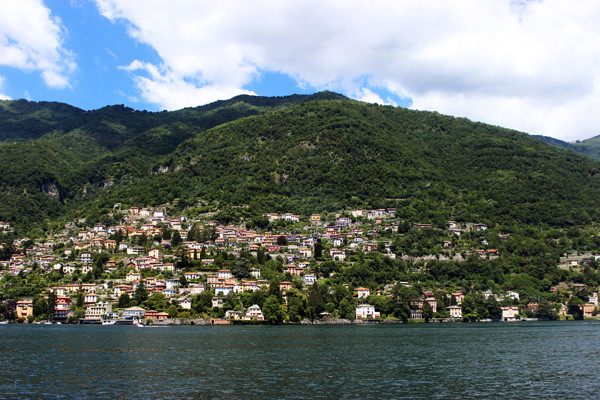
left=310, top=214, right=321, bottom=222
left=84, top=302, right=112, bottom=322
left=215, top=285, right=234, bottom=296
left=330, top=250, right=346, bottom=261
left=506, top=291, right=520, bottom=301
left=166, top=279, right=180, bottom=289
left=581, top=303, right=596, bottom=318
left=448, top=306, right=462, bottom=319
left=148, top=248, right=163, bottom=260
left=53, top=296, right=72, bottom=321
left=145, top=310, right=168, bottom=321
left=356, top=287, right=370, bottom=299
left=188, top=284, right=205, bottom=295
left=217, top=269, right=232, bottom=279
left=84, top=293, right=100, bottom=305
left=80, top=252, right=92, bottom=264
left=250, top=268, right=261, bottom=278
left=303, top=274, right=317, bottom=285
left=179, top=297, right=192, bottom=309
left=127, top=246, right=146, bottom=256
left=298, top=248, right=312, bottom=258
left=16, top=299, right=34, bottom=320
left=122, top=306, right=146, bottom=318
left=243, top=304, right=264, bottom=320
left=212, top=297, right=224, bottom=308
left=336, top=217, right=351, bottom=227
left=452, top=291, right=464, bottom=305
left=588, top=292, right=600, bottom=307
left=126, top=272, right=142, bottom=283
left=424, top=297, right=437, bottom=313
left=501, top=306, right=519, bottom=321
left=362, top=242, right=378, bottom=253
left=184, top=272, right=201, bottom=281
left=355, top=304, right=380, bottom=319
left=286, top=265, right=303, bottom=276
left=280, top=281, right=293, bottom=292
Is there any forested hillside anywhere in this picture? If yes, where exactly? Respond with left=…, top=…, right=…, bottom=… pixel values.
left=1, top=93, right=600, bottom=234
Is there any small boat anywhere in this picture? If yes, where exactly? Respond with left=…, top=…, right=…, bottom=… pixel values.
left=0, top=321, right=8, bottom=325
left=102, top=320, right=116, bottom=325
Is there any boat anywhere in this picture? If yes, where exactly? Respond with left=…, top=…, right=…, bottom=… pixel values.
left=0, top=321, right=8, bottom=325
left=102, top=320, right=116, bottom=325
left=114, top=316, right=135, bottom=325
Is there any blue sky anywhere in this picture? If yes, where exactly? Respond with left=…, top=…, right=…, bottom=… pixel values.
left=1, top=0, right=600, bottom=141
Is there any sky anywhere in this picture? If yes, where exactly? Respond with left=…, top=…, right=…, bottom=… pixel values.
left=1, top=0, right=600, bottom=141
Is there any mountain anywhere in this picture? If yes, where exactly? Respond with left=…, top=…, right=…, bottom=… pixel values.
left=535, top=134, right=600, bottom=162
left=1, top=93, right=600, bottom=234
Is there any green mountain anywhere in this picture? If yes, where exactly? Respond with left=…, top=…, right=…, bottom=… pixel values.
left=2, top=93, right=600, bottom=234
left=535, top=134, right=600, bottom=162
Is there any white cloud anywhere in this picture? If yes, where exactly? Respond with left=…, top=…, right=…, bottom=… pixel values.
left=0, top=0, right=75, bottom=89
left=95, top=0, right=600, bottom=140
left=0, top=75, right=11, bottom=100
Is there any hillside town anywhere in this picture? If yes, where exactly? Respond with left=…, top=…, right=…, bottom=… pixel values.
left=0, top=204, right=598, bottom=324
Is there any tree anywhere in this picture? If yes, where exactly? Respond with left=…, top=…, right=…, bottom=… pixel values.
left=168, top=304, right=179, bottom=318
left=76, top=290, right=84, bottom=308
left=47, top=291, right=57, bottom=321
left=314, top=239, right=323, bottom=260
left=118, top=292, right=131, bottom=308
left=263, top=295, right=285, bottom=324
left=135, top=281, right=149, bottom=304
left=179, top=274, right=188, bottom=288
left=307, top=283, right=327, bottom=320
left=422, top=301, right=433, bottom=322
left=392, top=285, right=417, bottom=322
left=233, top=257, right=250, bottom=279
left=338, top=298, right=355, bottom=320
left=33, top=297, right=49, bottom=319
left=147, top=293, right=168, bottom=311
left=193, top=291, right=213, bottom=314
left=257, top=247, right=266, bottom=265
left=567, top=296, right=584, bottom=320
left=277, top=235, right=288, bottom=246
left=172, top=231, right=182, bottom=247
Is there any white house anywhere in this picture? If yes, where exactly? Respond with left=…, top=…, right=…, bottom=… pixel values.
left=243, top=304, right=264, bottom=320
left=356, top=287, right=370, bottom=299
left=303, top=274, right=317, bottom=285
left=355, top=304, right=380, bottom=319
left=448, top=306, right=463, bottom=319
left=501, top=306, right=519, bottom=321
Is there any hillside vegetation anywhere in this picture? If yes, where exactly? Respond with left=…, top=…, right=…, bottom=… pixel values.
left=1, top=93, right=600, bottom=234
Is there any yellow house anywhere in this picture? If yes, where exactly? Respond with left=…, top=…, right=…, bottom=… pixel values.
left=16, top=299, right=34, bottom=320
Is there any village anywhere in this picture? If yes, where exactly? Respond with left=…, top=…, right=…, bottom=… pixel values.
left=1, top=204, right=598, bottom=325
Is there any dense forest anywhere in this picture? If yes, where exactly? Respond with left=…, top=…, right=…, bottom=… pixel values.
left=1, top=92, right=600, bottom=235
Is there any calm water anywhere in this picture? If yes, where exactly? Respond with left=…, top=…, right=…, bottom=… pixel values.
left=1, top=321, right=599, bottom=399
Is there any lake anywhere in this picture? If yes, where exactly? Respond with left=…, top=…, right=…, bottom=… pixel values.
left=1, top=321, right=599, bottom=399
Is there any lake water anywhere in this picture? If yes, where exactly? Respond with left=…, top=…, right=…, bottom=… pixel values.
left=1, top=321, right=599, bottom=399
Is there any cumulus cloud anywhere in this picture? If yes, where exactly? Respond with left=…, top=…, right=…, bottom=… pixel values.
left=0, top=0, right=75, bottom=89
left=95, top=0, right=600, bottom=140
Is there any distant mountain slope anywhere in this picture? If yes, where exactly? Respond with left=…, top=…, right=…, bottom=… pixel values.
left=535, top=134, right=600, bottom=162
